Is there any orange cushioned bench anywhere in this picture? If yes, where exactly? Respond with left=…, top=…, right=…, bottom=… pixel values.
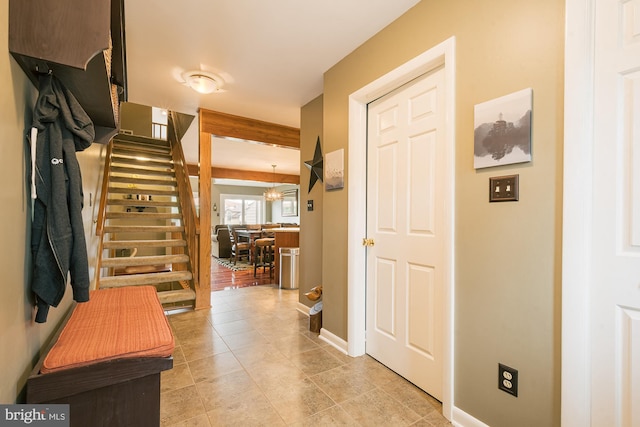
left=27, top=286, right=175, bottom=427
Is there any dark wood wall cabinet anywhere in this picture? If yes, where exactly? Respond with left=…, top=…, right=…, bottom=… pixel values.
left=9, top=0, right=127, bottom=143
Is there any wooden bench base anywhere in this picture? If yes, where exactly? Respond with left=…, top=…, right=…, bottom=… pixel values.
left=26, top=287, right=174, bottom=427
left=27, top=356, right=171, bottom=427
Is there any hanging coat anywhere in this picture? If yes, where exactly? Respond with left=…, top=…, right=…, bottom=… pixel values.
left=30, top=74, right=95, bottom=323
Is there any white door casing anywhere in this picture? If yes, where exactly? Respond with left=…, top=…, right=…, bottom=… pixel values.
left=563, top=0, right=640, bottom=425
left=344, top=37, right=455, bottom=419
left=365, top=67, right=446, bottom=400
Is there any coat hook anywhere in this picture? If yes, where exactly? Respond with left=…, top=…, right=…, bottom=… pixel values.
left=35, top=64, right=52, bottom=75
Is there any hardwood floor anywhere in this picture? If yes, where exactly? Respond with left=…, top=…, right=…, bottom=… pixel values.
left=210, top=257, right=274, bottom=291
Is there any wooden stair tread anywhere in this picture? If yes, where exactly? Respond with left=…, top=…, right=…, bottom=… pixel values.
left=101, top=254, right=189, bottom=268
left=99, top=271, right=193, bottom=288
left=112, top=139, right=171, bottom=150
left=158, top=288, right=196, bottom=305
left=111, top=163, right=175, bottom=174
left=112, top=138, right=171, bottom=147
left=110, top=166, right=175, bottom=176
left=103, top=225, right=184, bottom=233
left=111, top=155, right=174, bottom=167
left=107, top=199, right=179, bottom=208
left=103, top=239, right=187, bottom=249
left=113, top=133, right=171, bottom=146
left=105, top=211, right=182, bottom=220
left=112, top=143, right=171, bottom=154
left=107, top=187, right=179, bottom=196
left=111, top=147, right=172, bottom=160
left=112, top=148, right=171, bottom=158
left=109, top=176, right=177, bottom=187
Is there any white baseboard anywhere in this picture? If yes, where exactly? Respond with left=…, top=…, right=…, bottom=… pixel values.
left=319, top=328, right=349, bottom=355
left=296, top=302, right=310, bottom=316
left=451, top=406, right=490, bottom=427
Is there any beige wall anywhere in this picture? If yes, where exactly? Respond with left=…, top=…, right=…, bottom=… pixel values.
left=1, top=3, right=107, bottom=402
left=299, top=96, right=323, bottom=307
left=320, top=1, right=563, bottom=425
left=120, top=102, right=153, bottom=137
left=0, top=4, right=65, bottom=402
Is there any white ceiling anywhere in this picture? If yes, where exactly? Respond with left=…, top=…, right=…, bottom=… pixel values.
left=124, top=0, right=420, bottom=178
left=211, top=136, right=301, bottom=175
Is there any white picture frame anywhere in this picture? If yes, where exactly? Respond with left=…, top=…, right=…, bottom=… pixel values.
left=325, top=148, right=344, bottom=190
left=474, top=88, right=533, bottom=169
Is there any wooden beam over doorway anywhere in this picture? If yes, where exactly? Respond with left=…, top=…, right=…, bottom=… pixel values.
left=200, top=109, right=300, bottom=149
left=187, top=164, right=300, bottom=184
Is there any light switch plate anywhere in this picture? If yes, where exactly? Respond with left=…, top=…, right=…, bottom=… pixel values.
left=489, top=174, right=519, bottom=202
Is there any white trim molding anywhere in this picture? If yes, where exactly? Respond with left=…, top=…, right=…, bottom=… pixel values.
left=296, top=302, right=310, bottom=317
left=319, top=327, right=349, bottom=355
left=451, top=406, right=491, bottom=427
left=347, top=36, right=456, bottom=420
left=561, top=0, right=594, bottom=425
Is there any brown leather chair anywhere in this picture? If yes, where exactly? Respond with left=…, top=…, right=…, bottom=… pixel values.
left=211, top=225, right=231, bottom=258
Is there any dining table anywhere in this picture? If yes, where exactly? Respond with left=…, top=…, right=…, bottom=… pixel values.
left=235, top=229, right=263, bottom=242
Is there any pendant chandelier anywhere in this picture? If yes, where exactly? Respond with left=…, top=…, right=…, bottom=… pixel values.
left=264, top=164, right=283, bottom=201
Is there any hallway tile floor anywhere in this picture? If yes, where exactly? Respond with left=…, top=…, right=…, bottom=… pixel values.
left=161, top=285, right=452, bottom=426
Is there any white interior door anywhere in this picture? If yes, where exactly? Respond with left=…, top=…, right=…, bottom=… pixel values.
left=589, top=0, right=640, bottom=424
left=365, top=66, right=445, bottom=400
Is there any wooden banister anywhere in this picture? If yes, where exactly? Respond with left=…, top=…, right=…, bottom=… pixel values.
left=94, top=141, right=114, bottom=289
left=167, top=112, right=200, bottom=298
left=96, top=141, right=114, bottom=237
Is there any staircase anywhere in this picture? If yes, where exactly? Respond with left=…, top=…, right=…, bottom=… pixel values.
left=96, top=133, right=197, bottom=309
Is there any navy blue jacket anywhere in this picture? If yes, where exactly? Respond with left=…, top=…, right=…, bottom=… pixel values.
left=30, top=74, right=94, bottom=323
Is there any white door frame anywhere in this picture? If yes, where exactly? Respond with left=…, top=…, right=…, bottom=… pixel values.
left=562, top=0, right=594, bottom=425
left=346, top=36, right=456, bottom=419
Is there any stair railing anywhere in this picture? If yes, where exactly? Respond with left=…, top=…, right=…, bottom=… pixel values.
left=94, top=140, right=115, bottom=288
left=167, top=111, right=200, bottom=294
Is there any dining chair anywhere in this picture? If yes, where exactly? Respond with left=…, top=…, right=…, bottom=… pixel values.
left=253, top=237, right=275, bottom=277
left=228, top=225, right=250, bottom=265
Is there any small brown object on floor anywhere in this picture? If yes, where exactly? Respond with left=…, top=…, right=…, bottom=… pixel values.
left=305, top=285, right=322, bottom=301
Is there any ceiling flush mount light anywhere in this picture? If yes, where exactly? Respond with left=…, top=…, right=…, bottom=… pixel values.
left=182, top=70, right=224, bottom=94
left=264, top=165, right=283, bottom=201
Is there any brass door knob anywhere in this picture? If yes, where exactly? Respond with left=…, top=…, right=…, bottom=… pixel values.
left=362, top=238, right=375, bottom=247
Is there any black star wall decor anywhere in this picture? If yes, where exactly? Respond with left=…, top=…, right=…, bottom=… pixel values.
left=304, top=136, right=323, bottom=193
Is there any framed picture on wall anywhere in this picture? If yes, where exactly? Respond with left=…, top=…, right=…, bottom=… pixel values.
left=325, top=148, right=344, bottom=190
left=474, top=88, right=532, bottom=169
left=282, top=189, right=298, bottom=217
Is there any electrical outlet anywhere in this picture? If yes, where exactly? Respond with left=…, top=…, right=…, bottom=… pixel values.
left=498, top=363, right=518, bottom=397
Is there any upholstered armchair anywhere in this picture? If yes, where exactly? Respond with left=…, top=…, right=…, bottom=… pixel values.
left=211, top=225, right=231, bottom=258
